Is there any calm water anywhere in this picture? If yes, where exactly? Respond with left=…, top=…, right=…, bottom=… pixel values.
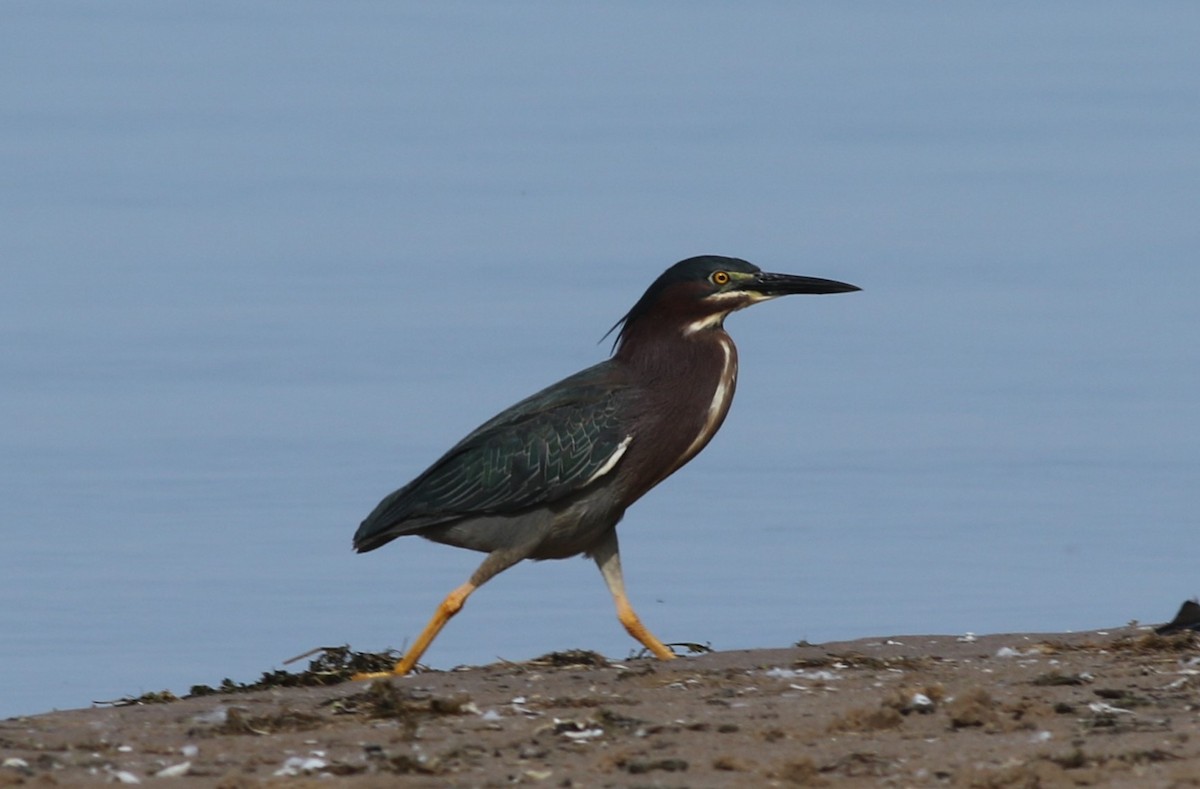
left=2, top=3, right=1198, bottom=718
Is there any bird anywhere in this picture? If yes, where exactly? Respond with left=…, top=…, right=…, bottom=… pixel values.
left=352, top=255, right=859, bottom=677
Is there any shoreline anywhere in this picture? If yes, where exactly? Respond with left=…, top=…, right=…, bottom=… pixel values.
left=3, top=626, right=1197, bottom=786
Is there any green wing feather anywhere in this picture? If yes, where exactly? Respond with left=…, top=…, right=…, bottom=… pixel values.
left=354, top=361, right=631, bottom=550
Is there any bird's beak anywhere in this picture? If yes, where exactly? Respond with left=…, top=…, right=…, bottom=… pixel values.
left=745, top=272, right=861, bottom=297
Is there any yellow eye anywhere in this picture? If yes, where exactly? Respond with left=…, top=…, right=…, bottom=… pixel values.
left=711, top=270, right=730, bottom=286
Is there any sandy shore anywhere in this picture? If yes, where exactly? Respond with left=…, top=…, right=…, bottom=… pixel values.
left=2, top=626, right=1198, bottom=787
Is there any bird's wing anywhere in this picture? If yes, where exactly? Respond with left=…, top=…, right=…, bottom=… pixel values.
left=355, top=362, right=633, bottom=546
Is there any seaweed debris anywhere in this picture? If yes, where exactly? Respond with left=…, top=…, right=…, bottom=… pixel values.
left=188, top=645, right=401, bottom=697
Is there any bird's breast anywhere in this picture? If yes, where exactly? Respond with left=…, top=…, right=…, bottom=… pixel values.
left=675, top=332, right=738, bottom=469
left=620, top=331, right=739, bottom=501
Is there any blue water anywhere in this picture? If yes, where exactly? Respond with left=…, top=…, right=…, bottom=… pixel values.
left=2, top=3, right=1198, bottom=718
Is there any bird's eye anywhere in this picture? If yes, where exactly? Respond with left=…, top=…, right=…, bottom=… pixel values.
left=711, top=271, right=730, bottom=286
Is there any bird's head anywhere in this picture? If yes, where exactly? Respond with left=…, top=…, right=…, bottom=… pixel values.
left=609, top=255, right=859, bottom=351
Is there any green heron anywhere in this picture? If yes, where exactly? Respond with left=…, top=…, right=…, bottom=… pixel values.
left=353, top=255, right=859, bottom=677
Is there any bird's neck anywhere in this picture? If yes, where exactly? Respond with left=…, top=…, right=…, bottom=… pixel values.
left=614, top=315, right=740, bottom=491
left=614, top=313, right=736, bottom=373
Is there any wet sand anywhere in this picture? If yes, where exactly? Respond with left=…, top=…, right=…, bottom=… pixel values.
left=2, top=627, right=1198, bottom=787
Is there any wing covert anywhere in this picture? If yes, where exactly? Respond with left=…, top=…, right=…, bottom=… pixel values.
left=356, top=363, right=634, bottom=545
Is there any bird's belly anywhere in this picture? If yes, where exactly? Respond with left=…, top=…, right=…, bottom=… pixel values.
left=419, top=488, right=626, bottom=561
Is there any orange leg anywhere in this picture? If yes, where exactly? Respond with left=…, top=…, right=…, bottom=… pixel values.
left=353, top=546, right=529, bottom=680
left=352, top=581, right=476, bottom=679
left=593, top=530, right=676, bottom=661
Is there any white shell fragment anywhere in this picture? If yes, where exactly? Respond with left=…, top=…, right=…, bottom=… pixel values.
left=764, top=667, right=839, bottom=682
left=553, top=719, right=604, bottom=741
left=908, top=692, right=935, bottom=712
left=273, top=755, right=328, bottom=777
left=154, top=762, right=191, bottom=778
